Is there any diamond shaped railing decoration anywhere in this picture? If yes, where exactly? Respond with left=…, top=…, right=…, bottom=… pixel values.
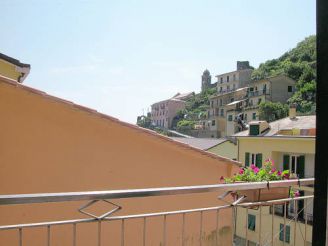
left=78, top=199, right=121, bottom=220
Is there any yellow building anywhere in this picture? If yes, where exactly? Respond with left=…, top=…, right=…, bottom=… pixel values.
left=171, top=137, right=238, bottom=160
left=232, top=112, right=315, bottom=245
left=0, top=52, right=30, bottom=82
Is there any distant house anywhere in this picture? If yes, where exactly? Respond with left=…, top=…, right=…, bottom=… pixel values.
left=207, top=74, right=296, bottom=138
left=171, top=137, right=238, bottom=160
left=0, top=52, right=30, bottom=82
left=0, top=75, right=239, bottom=245
left=150, top=92, right=194, bottom=129
left=232, top=109, right=315, bottom=246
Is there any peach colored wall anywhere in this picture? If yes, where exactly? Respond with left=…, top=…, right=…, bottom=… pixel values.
left=0, top=78, right=239, bottom=245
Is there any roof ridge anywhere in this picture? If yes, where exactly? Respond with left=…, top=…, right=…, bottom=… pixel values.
left=0, top=75, right=241, bottom=167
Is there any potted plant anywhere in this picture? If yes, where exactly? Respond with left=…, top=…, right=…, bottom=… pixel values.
left=220, top=159, right=299, bottom=204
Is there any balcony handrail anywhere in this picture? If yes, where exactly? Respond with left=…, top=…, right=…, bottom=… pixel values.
left=0, top=195, right=314, bottom=231
left=0, top=178, right=314, bottom=205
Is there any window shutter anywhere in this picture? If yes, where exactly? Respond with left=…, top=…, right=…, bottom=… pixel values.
left=297, top=155, right=305, bottom=178
left=285, top=225, right=290, bottom=243
left=283, top=155, right=290, bottom=171
left=256, top=154, right=262, bottom=168
left=279, top=224, right=284, bottom=241
left=245, top=152, right=250, bottom=167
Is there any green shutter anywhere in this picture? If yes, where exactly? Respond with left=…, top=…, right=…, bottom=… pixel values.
left=283, top=155, right=290, bottom=171
left=245, top=152, right=250, bottom=167
left=256, top=154, right=262, bottom=168
left=248, top=214, right=256, bottom=231
left=298, top=191, right=305, bottom=219
left=279, top=224, right=284, bottom=241
left=285, top=225, right=290, bottom=243
left=297, top=155, right=305, bottom=178
left=279, top=224, right=290, bottom=243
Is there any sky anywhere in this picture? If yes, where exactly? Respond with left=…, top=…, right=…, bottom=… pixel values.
left=0, top=0, right=315, bottom=123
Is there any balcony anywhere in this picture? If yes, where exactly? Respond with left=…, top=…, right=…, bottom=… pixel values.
left=247, top=90, right=270, bottom=98
left=0, top=179, right=314, bottom=246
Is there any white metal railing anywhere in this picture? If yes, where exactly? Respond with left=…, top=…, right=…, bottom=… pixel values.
left=0, top=179, right=314, bottom=246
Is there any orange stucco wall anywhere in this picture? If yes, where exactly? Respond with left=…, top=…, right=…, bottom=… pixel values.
left=0, top=77, right=239, bottom=245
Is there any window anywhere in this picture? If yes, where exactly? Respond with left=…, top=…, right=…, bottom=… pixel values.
left=220, top=109, right=224, bottom=117
left=211, top=120, right=215, bottom=126
left=227, top=75, right=230, bottom=82
left=233, top=74, right=236, bottom=81
left=283, top=154, right=305, bottom=178
left=211, top=101, right=213, bottom=107
left=252, top=113, right=256, bottom=120
left=258, top=98, right=262, bottom=105
left=228, top=115, right=233, bottom=121
left=220, top=99, right=223, bottom=106
left=244, top=113, right=248, bottom=121
left=279, top=224, right=290, bottom=243
left=220, top=87, right=223, bottom=92
left=245, top=152, right=262, bottom=167
left=288, top=86, right=293, bottom=92
left=227, top=85, right=230, bottom=91
left=220, top=77, right=223, bottom=83
left=233, top=84, right=236, bottom=90
left=248, top=214, right=256, bottom=231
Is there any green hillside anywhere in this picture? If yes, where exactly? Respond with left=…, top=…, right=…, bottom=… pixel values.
left=252, top=35, right=316, bottom=113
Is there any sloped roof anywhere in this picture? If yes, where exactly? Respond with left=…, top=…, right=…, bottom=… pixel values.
left=170, top=137, right=228, bottom=150
left=233, top=115, right=316, bottom=137
left=172, top=92, right=194, bottom=100
left=0, top=52, right=30, bottom=68
left=0, top=74, right=241, bottom=166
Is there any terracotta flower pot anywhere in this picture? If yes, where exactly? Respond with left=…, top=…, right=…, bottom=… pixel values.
left=236, top=187, right=290, bottom=203
left=229, top=181, right=290, bottom=206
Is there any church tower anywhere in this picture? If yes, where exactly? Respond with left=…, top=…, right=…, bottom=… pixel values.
left=201, top=69, right=212, bottom=92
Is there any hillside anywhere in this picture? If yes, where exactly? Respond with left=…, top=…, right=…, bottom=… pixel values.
left=252, top=35, right=316, bottom=112
left=177, top=35, right=316, bottom=128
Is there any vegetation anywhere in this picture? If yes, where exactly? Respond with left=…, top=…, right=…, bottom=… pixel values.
left=136, top=114, right=152, bottom=128
left=252, top=35, right=316, bottom=113
left=258, top=102, right=289, bottom=122
left=223, top=159, right=291, bottom=183
left=172, top=87, right=216, bottom=129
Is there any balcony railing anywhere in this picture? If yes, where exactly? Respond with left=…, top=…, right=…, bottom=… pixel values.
left=247, top=90, right=270, bottom=97
left=0, top=179, right=314, bottom=246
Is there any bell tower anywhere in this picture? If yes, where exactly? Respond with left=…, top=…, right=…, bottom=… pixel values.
left=201, top=69, right=211, bottom=92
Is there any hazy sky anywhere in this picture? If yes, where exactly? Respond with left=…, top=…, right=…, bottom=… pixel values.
left=0, top=0, right=315, bottom=123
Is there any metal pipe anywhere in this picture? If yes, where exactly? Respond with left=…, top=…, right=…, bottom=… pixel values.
left=0, top=179, right=314, bottom=205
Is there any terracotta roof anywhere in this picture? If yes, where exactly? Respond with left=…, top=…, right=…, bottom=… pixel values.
left=170, top=137, right=228, bottom=150
left=172, top=92, right=194, bottom=100
left=233, top=115, right=316, bottom=137
left=0, top=52, right=30, bottom=68
left=0, top=75, right=241, bottom=167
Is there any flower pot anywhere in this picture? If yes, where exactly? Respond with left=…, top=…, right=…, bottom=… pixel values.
left=236, top=187, right=290, bottom=203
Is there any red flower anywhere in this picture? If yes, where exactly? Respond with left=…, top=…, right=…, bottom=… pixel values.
left=239, top=169, right=244, bottom=174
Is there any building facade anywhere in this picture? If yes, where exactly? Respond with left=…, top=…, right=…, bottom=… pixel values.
left=150, top=92, right=193, bottom=129
left=0, top=74, right=240, bottom=245
left=233, top=114, right=315, bottom=246
left=207, top=74, right=296, bottom=138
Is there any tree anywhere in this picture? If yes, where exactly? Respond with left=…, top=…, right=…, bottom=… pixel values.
left=259, top=102, right=289, bottom=122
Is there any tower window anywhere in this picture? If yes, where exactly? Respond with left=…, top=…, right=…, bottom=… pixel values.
left=227, top=76, right=230, bottom=82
